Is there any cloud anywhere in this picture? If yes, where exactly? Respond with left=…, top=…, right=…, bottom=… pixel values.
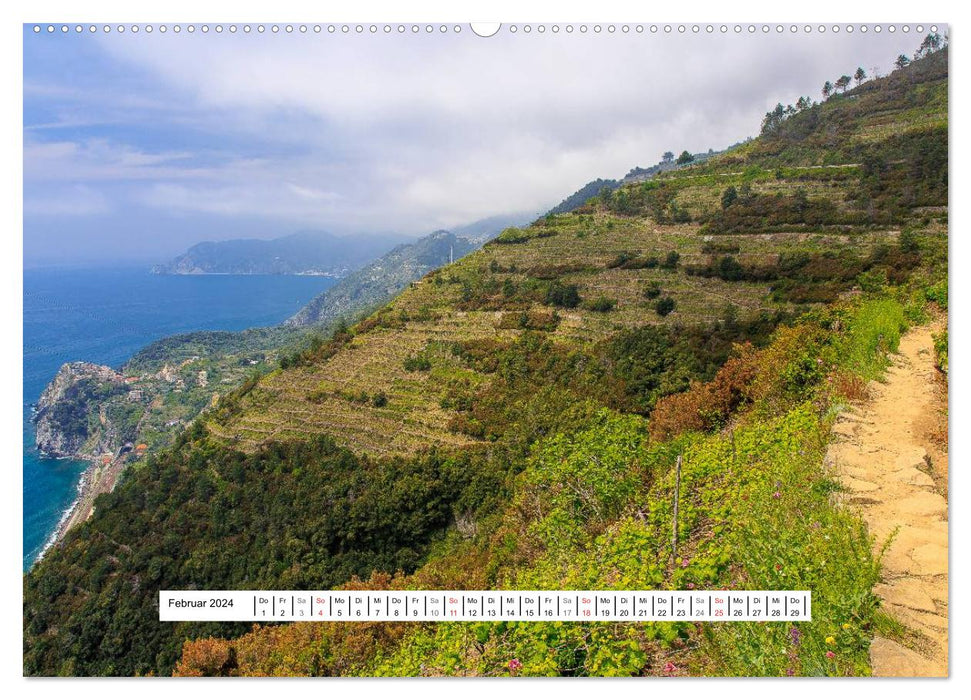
left=23, top=27, right=924, bottom=262
left=24, top=185, right=111, bottom=217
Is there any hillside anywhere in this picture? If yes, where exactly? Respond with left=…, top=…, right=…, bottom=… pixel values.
left=34, top=230, right=483, bottom=464
left=153, top=231, right=403, bottom=276
left=23, top=43, right=948, bottom=678
left=545, top=150, right=722, bottom=216
left=287, top=231, right=477, bottom=327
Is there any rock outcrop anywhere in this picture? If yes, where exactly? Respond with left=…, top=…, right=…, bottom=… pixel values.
left=33, top=362, right=126, bottom=459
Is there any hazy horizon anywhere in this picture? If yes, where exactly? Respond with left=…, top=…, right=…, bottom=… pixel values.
left=25, top=24, right=920, bottom=265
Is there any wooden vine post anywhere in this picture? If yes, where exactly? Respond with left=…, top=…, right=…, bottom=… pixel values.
left=671, top=454, right=682, bottom=566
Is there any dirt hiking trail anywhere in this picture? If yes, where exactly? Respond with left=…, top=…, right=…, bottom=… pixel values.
left=827, top=320, right=948, bottom=677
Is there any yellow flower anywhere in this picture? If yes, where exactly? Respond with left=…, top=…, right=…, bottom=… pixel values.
left=842, top=623, right=852, bottom=631
left=825, top=636, right=836, bottom=645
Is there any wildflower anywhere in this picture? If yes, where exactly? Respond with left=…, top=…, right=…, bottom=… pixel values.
left=825, top=636, right=836, bottom=645
left=789, top=627, right=802, bottom=646
left=775, top=564, right=782, bottom=571
left=786, top=668, right=796, bottom=676
left=825, top=651, right=836, bottom=659
left=663, top=661, right=678, bottom=674
left=508, top=658, right=523, bottom=673
left=681, top=558, right=690, bottom=568
left=842, top=623, right=852, bottom=631
left=773, top=491, right=781, bottom=499
left=687, top=582, right=695, bottom=590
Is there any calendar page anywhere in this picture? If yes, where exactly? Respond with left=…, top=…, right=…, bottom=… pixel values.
left=20, top=8, right=949, bottom=683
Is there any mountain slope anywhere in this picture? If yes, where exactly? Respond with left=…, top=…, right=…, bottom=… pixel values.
left=24, top=43, right=948, bottom=678
left=153, top=231, right=403, bottom=276
left=287, top=231, right=477, bottom=327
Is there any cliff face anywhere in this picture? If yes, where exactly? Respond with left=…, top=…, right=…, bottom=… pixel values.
left=33, top=362, right=127, bottom=459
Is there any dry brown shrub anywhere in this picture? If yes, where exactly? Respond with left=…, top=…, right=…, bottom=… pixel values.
left=649, top=343, right=759, bottom=442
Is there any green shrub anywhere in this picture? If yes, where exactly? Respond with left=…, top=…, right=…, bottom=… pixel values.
left=404, top=353, right=432, bottom=372
left=924, top=279, right=948, bottom=309
left=643, top=281, right=662, bottom=299
left=584, top=296, right=616, bottom=313
left=545, top=282, right=581, bottom=309
left=660, top=251, right=680, bottom=270
left=933, top=330, right=948, bottom=374
left=654, top=296, right=676, bottom=317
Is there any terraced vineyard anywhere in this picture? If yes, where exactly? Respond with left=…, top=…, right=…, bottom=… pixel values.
left=209, top=202, right=920, bottom=457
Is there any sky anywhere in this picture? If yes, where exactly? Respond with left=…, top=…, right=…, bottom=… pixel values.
left=23, top=24, right=924, bottom=266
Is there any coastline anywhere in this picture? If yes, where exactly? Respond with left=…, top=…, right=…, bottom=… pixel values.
left=24, top=268, right=340, bottom=571
left=35, top=455, right=127, bottom=565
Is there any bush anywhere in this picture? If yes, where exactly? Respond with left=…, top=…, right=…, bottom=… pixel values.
left=924, top=280, right=947, bottom=310
left=607, top=251, right=638, bottom=269
left=933, top=331, right=948, bottom=374
left=660, top=251, right=681, bottom=270
left=643, top=281, right=662, bottom=299
left=584, top=296, right=616, bottom=313
left=899, top=229, right=920, bottom=253
left=545, top=282, right=581, bottom=309
left=649, top=344, right=759, bottom=441
left=721, top=185, right=738, bottom=209
left=372, top=391, right=389, bottom=407
left=654, top=297, right=676, bottom=317
left=403, top=353, right=432, bottom=372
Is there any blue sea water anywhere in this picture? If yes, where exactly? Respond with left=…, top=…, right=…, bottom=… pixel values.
left=23, top=266, right=336, bottom=570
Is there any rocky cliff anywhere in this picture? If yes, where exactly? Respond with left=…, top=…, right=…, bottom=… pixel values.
left=33, top=362, right=127, bottom=459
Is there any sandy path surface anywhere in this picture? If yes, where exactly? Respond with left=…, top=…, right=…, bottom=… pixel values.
left=826, top=320, right=948, bottom=676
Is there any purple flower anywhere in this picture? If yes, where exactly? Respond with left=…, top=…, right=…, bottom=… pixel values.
left=680, top=558, right=690, bottom=568
left=825, top=651, right=836, bottom=659
left=789, top=627, right=802, bottom=646
left=773, top=491, right=781, bottom=499
left=508, top=658, right=523, bottom=673
left=786, top=667, right=796, bottom=676
left=663, top=661, right=678, bottom=674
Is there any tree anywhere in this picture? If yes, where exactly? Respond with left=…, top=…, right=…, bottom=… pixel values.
left=916, top=32, right=943, bottom=59
left=661, top=251, right=680, bottom=270
left=761, top=103, right=787, bottom=135
left=894, top=54, right=911, bottom=70
left=721, top=185, right=738, bottom=210
left=835, top=75, right=851, bottom=93
left=662, top=151, right=675, bottom=164
left=676, top=150, right=695, bottom=165
left=854, top=67, right=867, bottom=86
left=654, top=296, right=676, bottom=317
left=822, top=81, right=833, bottom=99
left=546, top=282, right=580, bottom=309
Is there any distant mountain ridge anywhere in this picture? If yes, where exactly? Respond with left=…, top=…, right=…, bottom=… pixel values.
left=287, top=230, right=478, bottom=327
left=152, top=231, right=404, bottom=276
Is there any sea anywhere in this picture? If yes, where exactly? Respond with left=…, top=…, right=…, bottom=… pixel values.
left=22, top=266, right=337, bottom=570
